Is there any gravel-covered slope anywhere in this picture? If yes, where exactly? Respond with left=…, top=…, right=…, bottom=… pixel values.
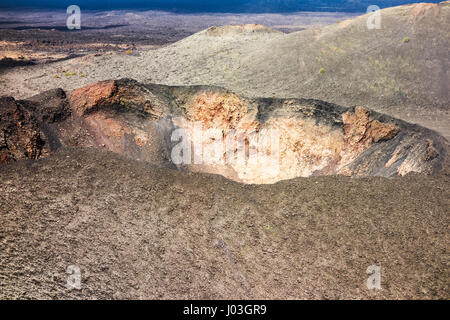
left=0, top=147, right=449, bottom=299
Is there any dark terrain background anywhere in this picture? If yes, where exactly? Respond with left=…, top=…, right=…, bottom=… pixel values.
left=0, top=0, right=444, bottom=12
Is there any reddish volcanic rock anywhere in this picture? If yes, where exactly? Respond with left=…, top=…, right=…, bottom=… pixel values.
left=188, top=91, right=250, bottom=129
left=69, top=80, right=117, bottom=116
left=342, top=106, right=399, bottom=146
left=369, top=120, right=399, bottom=143
left=341, top=106, right=400, bottom=165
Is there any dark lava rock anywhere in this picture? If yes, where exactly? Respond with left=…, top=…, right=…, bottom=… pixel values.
left=0, top=96, right=48, bottom=164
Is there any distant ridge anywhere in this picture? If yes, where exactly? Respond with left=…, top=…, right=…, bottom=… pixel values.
left=0, top=0, right=445, bottom=13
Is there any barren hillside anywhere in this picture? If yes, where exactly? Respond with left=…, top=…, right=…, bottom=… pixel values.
left=1, top=3, right=449, bottom=139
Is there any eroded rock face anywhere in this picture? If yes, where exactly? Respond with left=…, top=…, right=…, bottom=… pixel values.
left=187, top=91, right=250, bottom=129
left=1, top=79, right=447, bottom=183
left=69, top=80, right=169, bottom=118
left=337, top=106, right=400, bottom=175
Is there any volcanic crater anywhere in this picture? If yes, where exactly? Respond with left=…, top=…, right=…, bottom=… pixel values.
left=0, top=78, right=447, bottom=184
